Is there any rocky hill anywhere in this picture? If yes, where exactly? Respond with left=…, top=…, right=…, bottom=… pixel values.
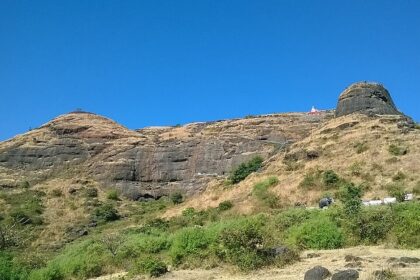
left=0, top=82, right=419, bottom=280
left=0, top=110, right=333, bottom=198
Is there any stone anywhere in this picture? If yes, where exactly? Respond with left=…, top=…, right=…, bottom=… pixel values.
left=345, top=255, right=362, bottom=262
left=307, top=253, right=321, bottom=258
left=304, top=266, right=331, bottom=280
left=331, top=269, right=359, bottom=280
left=336, top=82, right=401, bottom=117
left=269, top=246, right=290, bottom=257
left=68, top=187, right=77, bottom=194
left=400, top=257, right=420, bottom=263
left=344, top=262, right=362, bottom=268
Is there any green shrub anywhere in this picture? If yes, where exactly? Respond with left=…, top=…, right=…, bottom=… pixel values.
left=85, top=188, right=98, bottom=198
left=0, top=253, right=29, bottom=280
left=170, top=227, right=215, bottom=266
left=392, top=203, right=420, bottom=248
left=107, top=190, right=119, bottom=200
left=274, top=208, right=312, bottom=231
left=29, top=264, right=64, bottom=280
left=218, top=219, right=271, bottom=271
left=19, top=181, right=30, bottom=189
left=92, top=203, right=120, bottom=223
left=299, top=170, right=321, bottom=189
left=138, top=218, right=169, bottom=235
left=170, top=192, right=183, bottom=204
left=323, top=170, right=340, bottom=186
left=353, top=142, right=368, bottom=154
left=339, top=183, right=363, bottom=216
left=354, top=207, right=394, bottom=244
left=286, top=216, right=344, bottom=250
left=30, top=239, right=107, bottom=279
left=131, top=258, right=168, bottom=277
left=117, top=231, right=170, bottom=259
left=388, top=144, right=408, bottom=156
left=252, top=177, right=280, bottom=208
left=300, top=170, right=342, bottom=190
left=218, top=200, right=233, bottom=211
left=179, top=207, right=209, bottom=226
left=229, top=156, right=264, bottom=184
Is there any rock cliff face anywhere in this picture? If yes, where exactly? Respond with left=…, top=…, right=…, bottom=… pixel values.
left=336, top=82, right=401, bottom=117
left=0, top=111, right=333, bottom=197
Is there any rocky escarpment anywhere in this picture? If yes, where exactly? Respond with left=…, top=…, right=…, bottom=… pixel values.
left=336, top=82, right=401, bottom=117
left=0, top=111, right=333, bottom=197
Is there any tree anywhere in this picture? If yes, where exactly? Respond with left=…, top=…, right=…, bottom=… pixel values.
left=340, top=183, right=363, bottom=216
left=99, top=234, right=123, bottom=257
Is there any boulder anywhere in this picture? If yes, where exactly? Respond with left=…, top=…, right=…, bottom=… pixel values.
left=304, top=266, right=331, bottom=280
left=331, top=269, right=359, bottom=280
left=336, top=82, right=401, bottom=117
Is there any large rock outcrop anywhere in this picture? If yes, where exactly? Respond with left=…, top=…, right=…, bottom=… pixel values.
left=0, top=111, right=333, bottom=197
left=336, top=82, right=401, bottom=117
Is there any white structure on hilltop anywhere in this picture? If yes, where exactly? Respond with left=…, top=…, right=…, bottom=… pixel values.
left=308, top=106, right=322, bottom=115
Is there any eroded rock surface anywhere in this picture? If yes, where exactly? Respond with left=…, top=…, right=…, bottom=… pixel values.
left=0, top=111, right=332, bottom=197
left=336, top=82, right=401, bottom=117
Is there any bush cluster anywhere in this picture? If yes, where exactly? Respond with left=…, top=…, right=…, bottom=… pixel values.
left=106, top=190, right=119, bottom=200
left=218, top=220, right=268, bottom=270
left=229, top=156, right=263, bottom=184
left=299, top=169, right=342, bottom=190
left=170, top=192, right=183, bottom=204
left=130, top=258, right=168, bottom=277
left=286, top=215, right=344, bottom=250
left=217, top=200, right=233, bottom=211
left=388, top=144, right=408, bottom=156
left=92, top=203, right=120, bottom=223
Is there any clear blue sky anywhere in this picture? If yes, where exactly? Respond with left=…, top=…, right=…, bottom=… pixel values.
left=1, top=0, right=419, bottom=141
